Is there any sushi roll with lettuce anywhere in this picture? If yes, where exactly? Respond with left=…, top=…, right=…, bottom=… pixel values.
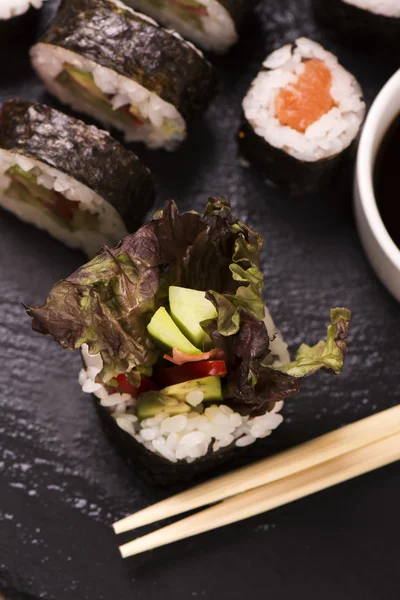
left=0, top=100, right=155, bottom=257
left=30, top=0, right=215, bottom=150
left=26, top=198, right=351, bottom=485
left=125, top=0, right=259, bottom=54
left=238, top=38, right=366, bottom=193
left=312, top=0, right=400, bottom=57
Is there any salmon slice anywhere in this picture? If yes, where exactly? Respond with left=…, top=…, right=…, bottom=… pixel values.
left=275, top=58, right=335, bottom=133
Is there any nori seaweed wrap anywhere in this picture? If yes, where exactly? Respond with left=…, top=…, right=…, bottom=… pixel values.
left=312, top=0, right=400, bottom=59
left=30, top=0, right=215, bottom=150
left=125, top=0, right=260, bottom=53
left=26, top=198, right=351, bottom=486
left=238, top=38, right=366, bottom=193
left=0, top=100, right=155, bottom=257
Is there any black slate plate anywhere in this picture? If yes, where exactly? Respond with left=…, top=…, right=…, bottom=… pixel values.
left=1, top=1, right=399, bottom=599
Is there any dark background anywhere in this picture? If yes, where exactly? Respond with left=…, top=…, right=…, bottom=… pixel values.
left=0, top=1, right=399, bottom=598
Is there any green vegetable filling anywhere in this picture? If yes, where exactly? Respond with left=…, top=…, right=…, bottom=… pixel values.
left=56, top=65, right=144, bottom=129
left=27, top=198, right=351, bottom=419
left=146, top=0, right=208, bottom=31
left=5, top=165, right=99, bottom=232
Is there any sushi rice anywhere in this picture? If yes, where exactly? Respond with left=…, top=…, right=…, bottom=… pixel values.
left=343, top=0, right=400, bottom=17
left=79, top=307, right=290, bottom=463
left=0, top=0, right=45, bottom=19
left=0, top=151, right=128, bottom=257
left=31, top=44, right=187, bottom=150
left=127, top=0, right=238, bottom=54
left=242, top=38, right=366, bottom=163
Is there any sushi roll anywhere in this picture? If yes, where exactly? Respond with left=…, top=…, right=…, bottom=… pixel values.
left=0, top=100, right=155, bottom=257
left=125, top=0, right=259, bottom=54
left=26, top=198, right=351, bottom=486
left=238, top=38, right=366, bottom=193
left=30, top=0, right=215, bottom=151
left=312, top=0, right=400, bottom=58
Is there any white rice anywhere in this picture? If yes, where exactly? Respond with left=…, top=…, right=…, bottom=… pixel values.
left=126, top=0, right=237, bottom=53
left=79, top=306, right=289, bottom=463
left=343, top=0, right=400, bottom=18
left=0, top=148, right=128, bottom=257
left=30, top=27, right=189, bottom=150
left=0, top=0, right=45, bottom=19
left=242, top=38, right=366, bottom=163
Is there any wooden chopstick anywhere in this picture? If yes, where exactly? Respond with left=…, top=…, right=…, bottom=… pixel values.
left=119, top=431, right=400, bottom=558
left=113, top=405, right=400, bottom=534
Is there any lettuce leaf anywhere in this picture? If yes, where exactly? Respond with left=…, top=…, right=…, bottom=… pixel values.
left=26, top=198, right=351, bottom=415
left=277, top=308, right=351, bottom=377
left=26, top=223, right=162, bottom=384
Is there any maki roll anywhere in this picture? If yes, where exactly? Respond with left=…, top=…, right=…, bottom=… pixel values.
left=125, top=0, right=259, bottom=54
left=0, top=100, right=155, bottom=257
left=312, top=0, right=400, bottom=58
left=238, top=38, right=366, bottom=193
left=30, top=0, right=215, bottom=150
left=26, top=198, right=351, bottom=486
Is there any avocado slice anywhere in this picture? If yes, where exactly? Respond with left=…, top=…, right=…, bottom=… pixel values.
left=137, top=392, right=191, bottom=420
left=169, top=286, right=217, bottom=349
left=161, top=375, right=222, bottom=403
left=147, top=307, right=201, bottom=354
left=136, top=376, right=223, bottom=419
left=5, top=165, right=99, bottom=232
left=63, top=65, right=110, bottom=103
left=57, top=66, right=136, bottom=129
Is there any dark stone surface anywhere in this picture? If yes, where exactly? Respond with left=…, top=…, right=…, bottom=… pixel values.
left=0, top=1, right=399, bottom=599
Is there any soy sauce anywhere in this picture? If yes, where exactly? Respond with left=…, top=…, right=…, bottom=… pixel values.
left=374, top=114, right=400, bottom=249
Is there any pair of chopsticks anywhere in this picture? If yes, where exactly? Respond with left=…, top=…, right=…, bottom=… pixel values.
left=113, top=405, right=400, bottom=558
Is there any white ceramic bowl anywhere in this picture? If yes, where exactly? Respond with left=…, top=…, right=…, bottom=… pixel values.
left=354, top=68, right=400, bottom=302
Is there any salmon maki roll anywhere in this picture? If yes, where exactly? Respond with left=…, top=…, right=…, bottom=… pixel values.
left=238, top=38, right=366, bottom=193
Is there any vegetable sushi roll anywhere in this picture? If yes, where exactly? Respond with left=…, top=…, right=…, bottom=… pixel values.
left=0, top=100, right=155, bottom=257
left=125, top=0, right=259, bottom=54
left=30, top=0, right=215, bottom=151
left=238, top=38, right=366, bottom=193
left=27, top=198, right=351, bottom=486
left=312, top=0, right=400, bottom=57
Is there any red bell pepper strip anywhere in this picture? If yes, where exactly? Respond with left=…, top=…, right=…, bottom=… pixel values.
left=154, top=360, right=227, bottom=388
left=116, top=374, right=158, bottom=397
left=167, top=0, right=208, bottom=16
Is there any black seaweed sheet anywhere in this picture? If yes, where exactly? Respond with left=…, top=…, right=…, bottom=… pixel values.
left=238, top=116, right=357, bottom=194
left=312, top=0, right=400, bottom=58
left=95, top=400, right=249, bottom=487
left=39, top=0, right=215, bottom=122
left=1, top=1, right=400, bottom=599
left=0, top=99, right=155, bottom=231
